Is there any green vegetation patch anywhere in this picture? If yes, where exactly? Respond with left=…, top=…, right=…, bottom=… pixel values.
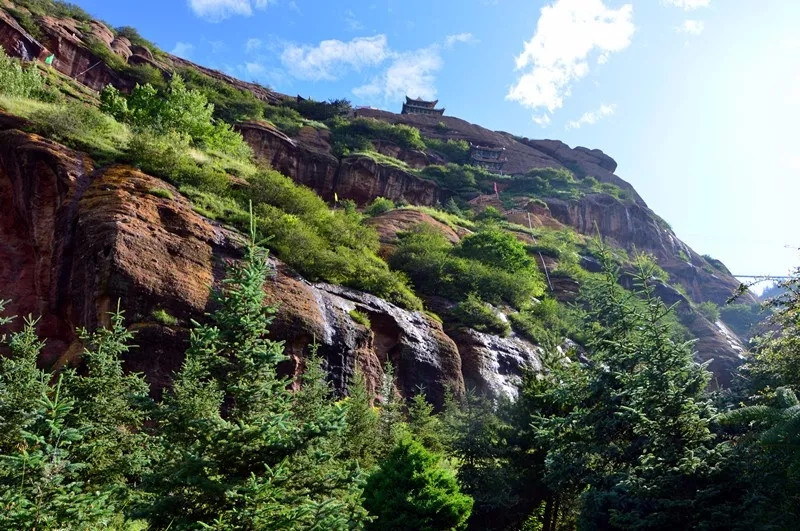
left=389, top=224, right=544, bottom=309
left=349, top=309, right=371, bottom=328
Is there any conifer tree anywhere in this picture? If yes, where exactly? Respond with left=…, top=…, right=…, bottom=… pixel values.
left=342, top=368, right=381, bottom=470
left=407, top=390, right=444, bottom=453
left=62, top=305, right=152, bottom=497
left=0, top=376, right=118, bottom=529
left=364, top=437, right=473, bottom=530
left=376, top=362, right=405, bottom=456
left=144, top=218, right=368, bottom=529
left=0, top=310, right=48, bottom=454
left=542, top=244, right=716, bottom=528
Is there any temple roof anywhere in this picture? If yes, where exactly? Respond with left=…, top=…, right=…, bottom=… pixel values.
left=405, top=96, right=439, bottom=107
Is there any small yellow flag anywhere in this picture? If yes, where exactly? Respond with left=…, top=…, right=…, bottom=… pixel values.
left=334, top=192, right=339, bottom=203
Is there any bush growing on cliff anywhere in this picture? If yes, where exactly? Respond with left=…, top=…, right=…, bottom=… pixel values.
left=365, top=197, right=396, bottom=216
left=287, top=97, right=352, bottom=122
left=390, top=224, right=544, bottom=309
left=178, top=67, right=264, bottom=123
left=452, top=294, right=510, bottom=336
left=101, top=75, right=251, bottom=157
left=29, top=101, right=129, bottom=161
left=13, top=0, right=92, bottom=21
left=423, top=138, right=470, bottom=164
left=330, top=116, right=425, bottom=156
left=0, top=48, right=58, bottom=101
left=504, top=167, right=630, bottom=202
left=697, top=301, right=720, bottom=322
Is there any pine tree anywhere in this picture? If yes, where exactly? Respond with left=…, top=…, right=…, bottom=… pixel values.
left=376, top=362, right=405, bottom=456
left=542, top=244, right=717, bottom=528
left=342, top=368, right=382, bottom=470
left=364, top=437, right=473, bottom=530
left=144, top=218, right=368, bottom=529
left=407, top=390, right=444, bottom=453
left=62, top=305, right=152, bottom=498
left=0, top=376, right=118, bottom=529
left=0, top=311, right=48, bottom=454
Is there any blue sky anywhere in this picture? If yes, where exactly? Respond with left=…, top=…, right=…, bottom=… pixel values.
left=77, top=0, right=799, bottom=287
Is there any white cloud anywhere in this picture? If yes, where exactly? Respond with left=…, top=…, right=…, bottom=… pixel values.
left=506, top=0, right=634, bottom=124
left=533, top=113, right=552, bottom=127
left=281, top=35, right=390, bottom=80
left=245, top=62, right=266, bottom=76
left=171, top=41, right=194, bottom=58
left=245, top=38, right=263, bottom=53
left=662, top=0, right=710, bottom=10
left=187, top=0, right=272, bottom=22
left=566, top=103, right=616, bottom=129
left=677, top=19, right=704, bottom=34
left=354, top=47, right=443, bottom=101
left=445, top=32, right=476, bottom=48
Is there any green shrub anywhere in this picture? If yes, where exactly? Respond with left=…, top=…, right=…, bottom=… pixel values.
left=126, top=131, right=229, bottom=195
left=99, top=85, right=129, bottom=119
left=364, top=438, right=473, bottom=530
left=262, top=104, right=304, bottom=136
left=452, top=294, right=510, bottom=336
left=349, top=309, right=371, bottom=328
left=423, top=138, right=470, bottom=164
left=477, top=206, right=505, bottom=222
left=108, top=76, right=250, bottom=157
left=115, top=26, right=160, bottom=56
left=6, top=7, right=43, bottom=40
left=456, top=228, right=535, bottom=275
left=330, top=117, right=425, bottom=156
left=84, top=37, right=127, bottom=71
left=286, top=98, right=351, bottom=122
left=147, top=188, right=173, bottom=200
left=509, top=297, right=577, bottom=347
left=365, top=197, right=395, bottom=217
left=697, top=301, right=720, bottom=322
left=421, top=164, right=477, bottom=192
left=151, top=308, right=178, bottom=326
left=0, top=48, right=58, bottom=101
left=389, top=225, right=543, bottom=308
left=508, top=311, right=555, bottom=346
left=720, top=303, right=766, bottom=339
left=14, top=0, right=92, bottom=21
left=29, top=102, right=128, bottom=161
left=125, top=63, right=166, bottom=89
left=504, top=167, right=630, bottom=202
left=179, top=67, right=264, bottom=123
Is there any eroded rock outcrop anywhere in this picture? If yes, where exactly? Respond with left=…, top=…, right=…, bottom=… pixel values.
left=0, top=128, right=465, bottom=402
left=355, top=107, right=642, bottom=203
left=238, top=121, right=444, bottom=206
left=545, top=193, right=754, bottom=306
left=452, top=328, right=543, bottom=399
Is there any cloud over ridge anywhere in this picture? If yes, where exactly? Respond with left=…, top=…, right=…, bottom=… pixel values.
left=507, top=0, right=634, bottom=123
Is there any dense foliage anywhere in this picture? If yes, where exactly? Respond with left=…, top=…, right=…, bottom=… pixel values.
left=389, top=224, right=545, bottom=309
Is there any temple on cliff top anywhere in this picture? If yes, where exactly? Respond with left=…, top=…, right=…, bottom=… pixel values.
left=401, top=96, right=445, bottom=116
left=469, top=144, right=507, bottom=172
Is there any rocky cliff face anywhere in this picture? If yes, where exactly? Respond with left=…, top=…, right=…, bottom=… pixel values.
left=0, top=7, right=284, bottom=102
left=0, top=125, right=476, bottom=402
left=355, top=107, right=643, bottom=203
left=238, top=121, right=444, bottom=206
